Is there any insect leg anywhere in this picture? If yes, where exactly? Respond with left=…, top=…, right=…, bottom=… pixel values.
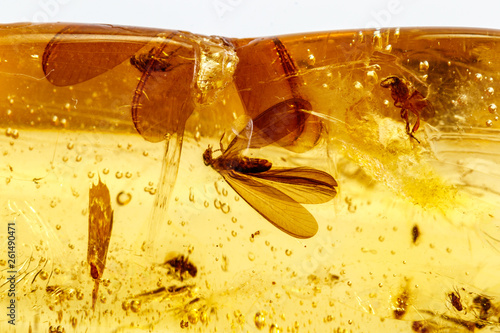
left=409, top=108, right=421, bottom=134
left=401, top=108, right=420, bottom=143
left=400, top=108, right=410, bottom=133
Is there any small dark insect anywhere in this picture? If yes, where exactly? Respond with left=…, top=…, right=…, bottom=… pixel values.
left=412, top=224, right=421, bottom=244
left=380, top=75, right=435, bottom=143
left=473, top=295, right=491, bottom=321
left=203, top=99, right=338, bottom=239
left=449, top=291, right=463, bottom=311
left=165, top=255, right=197, bottom=281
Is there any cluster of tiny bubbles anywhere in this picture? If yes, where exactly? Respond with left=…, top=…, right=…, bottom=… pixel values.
left=213, top=199, right=231, bottom=214
left=144, top=183, right=157, bottom=195
left=50, top=115, right=67, bottom=127
left=486, top=103, right=499, bottom=127
left=5, top=127, right=19, bottom=139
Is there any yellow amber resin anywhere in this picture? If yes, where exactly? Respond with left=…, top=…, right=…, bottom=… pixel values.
left=1, top=23, right=500, bottom=332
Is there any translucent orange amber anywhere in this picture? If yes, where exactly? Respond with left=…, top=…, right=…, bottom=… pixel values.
left=2, top=23, right=500, bottom=332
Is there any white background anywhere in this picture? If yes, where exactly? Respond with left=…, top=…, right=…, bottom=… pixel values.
left=0, top=0, right=499, bottom=37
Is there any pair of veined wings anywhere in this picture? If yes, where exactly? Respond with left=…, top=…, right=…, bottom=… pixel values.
left=42, top=24, right=196, bottom=142
left=211, top=98, right=338, bottom=239
left=224, top=167, right=337, bottom=238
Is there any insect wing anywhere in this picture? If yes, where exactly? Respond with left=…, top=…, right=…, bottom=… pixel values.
left=43, top=24, right=160, bottom=86
left=131, top=33, right=196, bottom=142
left=411, top=90, right=435, bottom=119
left=222, top=170, right=319, bottom=238
left=248, top=167, right=338, bottom=204
left=225, top=98, right=312, bottom=156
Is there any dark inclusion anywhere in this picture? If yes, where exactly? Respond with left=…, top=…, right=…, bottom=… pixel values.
left=164, top=255, right=198, bottom=281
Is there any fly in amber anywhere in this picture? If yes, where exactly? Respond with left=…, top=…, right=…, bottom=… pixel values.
left=380, top=75, right=435, bottom=142
left=203, top=99, right=338, bottom=239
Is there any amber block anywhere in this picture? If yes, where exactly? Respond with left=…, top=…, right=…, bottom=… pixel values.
left=1, top=23, right=500, bottom=332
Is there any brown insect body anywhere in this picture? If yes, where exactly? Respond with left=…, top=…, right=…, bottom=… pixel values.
left=205, top=147, right=272, bottom=174
left=381, top=75, right=435, bottom=142
left=233, top=156, right=272, bottom=174
left=165, top=255, right=198, bottom=281
left=449, top=291, right=463, bottom=311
